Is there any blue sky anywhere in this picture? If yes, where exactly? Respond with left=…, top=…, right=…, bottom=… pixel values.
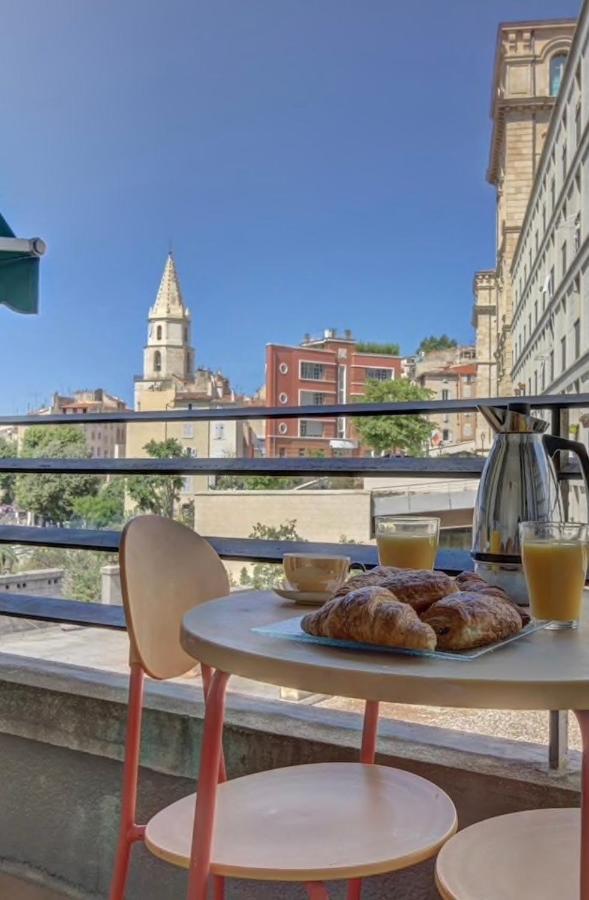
left=0, top=0, right=581, bottom=412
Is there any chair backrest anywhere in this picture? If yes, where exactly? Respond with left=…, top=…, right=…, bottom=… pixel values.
left=119, top=515, right=230, bottom=680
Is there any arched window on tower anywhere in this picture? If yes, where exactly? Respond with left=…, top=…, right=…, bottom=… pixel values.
left=156, top=325, right=162, bottom=341
left=184, top=327, right=188, bottom=343
left=550, top=54, right=568, bottom=96
left=154, top=350, right=162, bottom=373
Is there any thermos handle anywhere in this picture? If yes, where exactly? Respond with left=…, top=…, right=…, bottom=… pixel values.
left=543, top=434, right=589, bottom=501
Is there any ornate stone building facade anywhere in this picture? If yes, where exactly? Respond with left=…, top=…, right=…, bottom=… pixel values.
left=474, top=19, right=575, bottom=401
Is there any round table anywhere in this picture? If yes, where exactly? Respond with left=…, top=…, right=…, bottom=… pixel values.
left=180, top=590, right=589, bottom=899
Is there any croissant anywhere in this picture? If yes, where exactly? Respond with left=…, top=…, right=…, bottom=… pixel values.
left=455, top=572, right=530, bottom=626
left=421, top=591, right=523, bottom=650
left=301, top=586, right=437, bottom=651
left=331, top=566, right=402, bottom=598
left=378, top=569, right=459, bottom=614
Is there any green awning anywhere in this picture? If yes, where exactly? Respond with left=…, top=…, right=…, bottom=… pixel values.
left=0, top=213, right=44, bottom=315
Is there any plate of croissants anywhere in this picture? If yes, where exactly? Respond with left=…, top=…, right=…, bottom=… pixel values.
left=257, top=567, right=545, bottom=659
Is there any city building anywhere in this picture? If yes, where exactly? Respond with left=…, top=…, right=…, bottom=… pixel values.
left=127, top=253, right=255, bottom=500
left=473, top=18, right=576, bottom=400
left=414, top=346, right=478, bottom=452
left=265, top=329, right=408, bottom=457
left=22, top=389, right=128, bottom=458
left=511, top=2, right=588, bottom=408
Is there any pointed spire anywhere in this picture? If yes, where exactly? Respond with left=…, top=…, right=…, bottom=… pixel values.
left=152, top=252, right=187, bottom=317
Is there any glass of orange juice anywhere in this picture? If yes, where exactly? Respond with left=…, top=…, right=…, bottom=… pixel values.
left=375, top=516, right=440, bottom=570
left=520, top=521, right=588, bottom=629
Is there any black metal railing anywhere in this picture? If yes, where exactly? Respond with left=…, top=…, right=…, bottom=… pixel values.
left=0, top=392, right=586, bottom=767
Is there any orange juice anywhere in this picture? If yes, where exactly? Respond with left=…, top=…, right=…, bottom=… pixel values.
left=522, top=541, right=587, bottom=622
left=377, top=534, right=437, bottom=570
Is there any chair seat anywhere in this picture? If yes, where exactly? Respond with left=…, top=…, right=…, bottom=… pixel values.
left=436, top=808, right=580, bottom=900
left=145, top=762, right=456, bottom=882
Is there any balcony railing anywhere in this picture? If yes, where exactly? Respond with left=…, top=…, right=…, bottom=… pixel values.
left=0, top=392, right=587, bottom=768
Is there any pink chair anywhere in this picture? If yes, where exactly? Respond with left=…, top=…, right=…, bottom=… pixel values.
left=110, top=515, right=457, bottom=899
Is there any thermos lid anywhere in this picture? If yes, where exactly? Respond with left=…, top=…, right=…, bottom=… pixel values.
left=477, top=404, right=548, bottom=434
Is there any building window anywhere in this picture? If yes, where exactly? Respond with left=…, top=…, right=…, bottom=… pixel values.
left=542, top=204, right=546, bottom=232
left=156, top=325, right=162, bottom=341
left=562, top=144, right=568, bottom=180
left=182, top=477, right=192, bottom=494
left=300, top=420, right=325, bottom=438
left=534, top=299, right=538, bottom=324
left=154, top=350, right=162, bottom=372
left=541, top=364, right=546, bottom=391
left=298, top=449, right=306, bottom=457
left=278, top=448, right=286, bottom=457
left=575, top=214, right=581, bottom=251
left=442, top=429, right=449, bottom=442
left=550, top=349, right=555, bottom=382
left=551, top=178, right=556, bottom=211
left=184, top=327, right=188, bottom=343
left=548, top=266, right=555, bottom=299
left=279, top=392, right=288, bottom=404
left=576, top=102, right=582, bottom=146
left=561, top=335, right=567, bottom=372
left=575, top=319, right=581, bottom=359
left=562, top=239, right=568, bottom=276
left=550, top=54, right=568, bottom=97
left=441, top=389, right=450, bottom=401
left=301, top=362, right=325, bottom=380
left=300, top=391, right=329, bottom=406
left=534, top=370, right=538, bottom=394
left=278, top=422, right=288, bottom=435
left=366, top=368, right=392, bottom=381
left=214, top=423, right=225, bottom=440
left=535, top=229, right=539, bottom=252
left=279, top=362, right=289, bottom=375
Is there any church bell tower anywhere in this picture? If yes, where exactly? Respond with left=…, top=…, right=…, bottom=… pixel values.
left=143, top=253, right=194, bottom=383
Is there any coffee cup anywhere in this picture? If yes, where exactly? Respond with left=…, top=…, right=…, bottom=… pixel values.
left=283, top=553, right=350, bottom=593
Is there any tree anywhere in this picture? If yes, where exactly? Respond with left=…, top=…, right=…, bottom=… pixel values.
left=418, top=335, right=458, bottom=355
left=126, top=438, right=187, bottom=518
left=354, top=378, right=434, bottom=456
left=0, top=437, right=17, bottom=504
left=15, top=426, right=100, bottom=525
left=18, top=545, right=117, bottom=602
left=239, top=520, right=306, bottom=589
left=356, top=341, right=401, bottom=356
left=72, top=479, right=125, bottom=529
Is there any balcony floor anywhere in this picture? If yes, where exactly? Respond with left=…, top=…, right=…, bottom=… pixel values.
left=0, top=874, right=67, bottom=899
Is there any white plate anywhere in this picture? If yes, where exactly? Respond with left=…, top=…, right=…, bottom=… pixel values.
left=273, top=587, right=333, bottom=606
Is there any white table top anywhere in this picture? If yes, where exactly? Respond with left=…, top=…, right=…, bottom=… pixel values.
left=181, top=590, right=589, bottom=710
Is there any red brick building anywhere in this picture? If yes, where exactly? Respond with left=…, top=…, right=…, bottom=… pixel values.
left=265, top=330, right=406, bottom=457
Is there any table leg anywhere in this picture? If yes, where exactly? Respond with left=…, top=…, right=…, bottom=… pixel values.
left=360, top=700, right=379, bottom=765
left=306, top=883, right=330, bottom=899
left=186, top=669, right=230, bottom=900
left=574, top=711, right=589, bottom=899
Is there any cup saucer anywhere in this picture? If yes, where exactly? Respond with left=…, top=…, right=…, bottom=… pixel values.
left=273, top=584, right=333, bottom=606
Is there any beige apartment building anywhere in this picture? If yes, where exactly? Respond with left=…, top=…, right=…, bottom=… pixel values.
left=510, top=1, right=589, bottom=439
left=414, top=347, right=478, bottom=452
left=127, top=254, right=256, bottom=501
left=22, top=389, right=128, bottom=458
left=474, top=19, right=576, bottom=401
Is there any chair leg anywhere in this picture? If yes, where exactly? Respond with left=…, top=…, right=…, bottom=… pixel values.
left=109, top=664, right=145, bottom=900
left=347, top=878, right=362, bottom=900
left=201, top=664, right=227, bottom=783
left=186, top=669, right=230, bottom=900
left=306, top=884, right=330, bottom=899
left=213, top=875, right=225, bottom=899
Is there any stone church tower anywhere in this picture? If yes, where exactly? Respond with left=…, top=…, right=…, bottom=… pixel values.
left=142, top=253, right=194, bottom=385
left=474, top=19, right=575, bottom=401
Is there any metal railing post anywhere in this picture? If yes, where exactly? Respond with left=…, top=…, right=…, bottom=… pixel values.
left=549, top=404, right=569, bottom=770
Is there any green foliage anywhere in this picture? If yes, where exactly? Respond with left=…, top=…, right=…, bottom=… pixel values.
left=126, top=438, right=187, bottom=518
left=19, top=546, right=117, bottom=602
left=72, top=479, right=125, bottom=529
left=15, top=426, right=100, bottom=525
left=239, top=519, right=306, bottom=589
left=354, top=378, right=434, bottom=456
left=213, top=474, right=305, bottom=491
left=418, top=334, right=458, bottom=355
left=356, top=341, right=401, bottom=356
left=0, top=546, right=18, bottom=573
left=0, top=437, right=16, bottom=504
